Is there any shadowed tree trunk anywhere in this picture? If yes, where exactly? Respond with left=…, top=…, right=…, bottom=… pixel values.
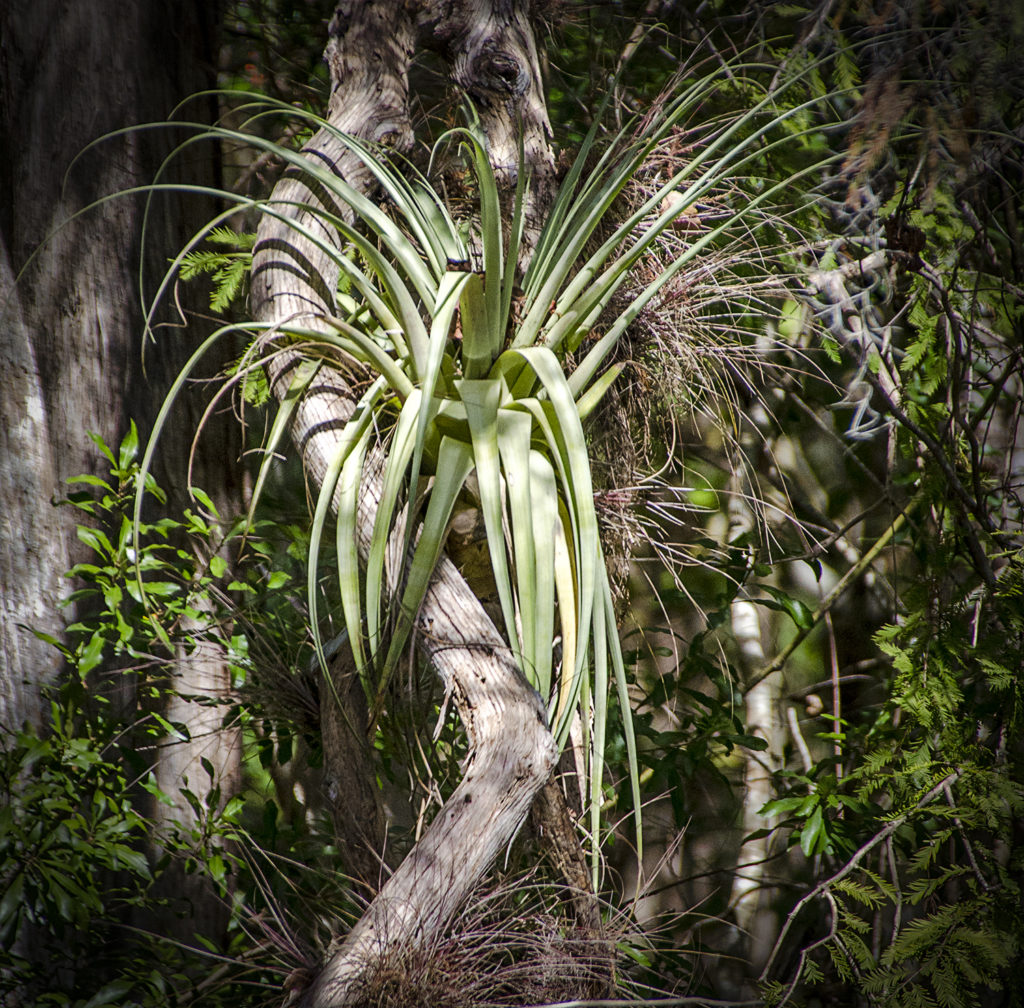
left=249, top=2, right=600, bottom=1003
left=0, top=0, right=209, bottom=729
left=0, top=0, right=241, bottom=957
left=320, top=642, right=393, bottom=895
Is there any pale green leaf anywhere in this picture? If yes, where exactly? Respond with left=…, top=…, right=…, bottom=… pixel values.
left=458, top=378, right=518, bottom=654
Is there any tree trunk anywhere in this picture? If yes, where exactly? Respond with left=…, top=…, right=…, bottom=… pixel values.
left=248, top=2, right=592, bottom=1002
left=0, top=0, right=241, bottom=954
left=727, top=438, right=786, bottom=976
left=319, top=642, right=393, bottom=895
left=0, top=0, right=230, bottom=707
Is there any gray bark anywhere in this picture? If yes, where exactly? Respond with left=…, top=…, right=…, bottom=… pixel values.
left=0, top=0, right=224, bottom=723
left=248, top=2, right=580, bottom=1002
left=0, top=248, right=64, bottom=734
left=0, top=0, right=241, bottom=951
left=418, top=0, right=556, bottom=244
left=732, top=593, right=785, bottom=970
left=727, top=437, right=786, bottom=974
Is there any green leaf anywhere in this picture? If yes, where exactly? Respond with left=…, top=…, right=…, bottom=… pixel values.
left=729, top=733, right=769, bottom=752
left=459, top=378, right=518, bottom=653
left=117, top=421, right=139, bottom=470
left=336, top=410, right=378, bottom=680
left=760, top=586, right=815, bottom=630
left=364, top=389, right=424, bottom=660
left=310, top=377, right=385, bottom=678
left=76, top=526, right=113, bottom=558
left=800, top=804, right=825, bottom=857
left=506, top=348, right=601, bottom=682
left=88, top=431, right=117, bottom=465
left=460, top=272, right=494, bottom=379
left=606, top=576, right=642, bottom=874
left=451, top=126, right=504, bottom=344
left=78, top=634, right=106, bottom=676
left=243, top=359, right=321, bottom=544
left=380, top=436, right=476, bottom=683
left=208, top=852, right=226, bottom=882
left=526, top=450, right=558, bottom=699
left=190, top=487, right=220, bottom=518
left=574, top=361, right=623, bottom=420
left=761, top=795, right=811, bottom=817
left=151, top=712, right=189, bottom=743
left=0, top=872, right=24, bottom=930
left=81, top=980, right=135, bottom=1008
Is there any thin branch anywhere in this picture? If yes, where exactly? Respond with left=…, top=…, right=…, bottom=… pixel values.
left=758, top=772, right=960, bottom=990
left=863, top=371, right=1000, bottom=587
left=786, top=705, right=813, bottom=773
left=744, top=500, right=913, bottom=694
left=943, top=780, right=990, bottom=893
left=824, top=611, right=842, bottom=780
left=771, top=891, right=840, bottom=1008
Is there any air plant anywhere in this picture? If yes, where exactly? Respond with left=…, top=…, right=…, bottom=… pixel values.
left=133, top=57, right=846, bottom=873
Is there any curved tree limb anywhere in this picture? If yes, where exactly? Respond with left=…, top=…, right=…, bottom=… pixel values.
left=249, top=3, right=582, bottom=1003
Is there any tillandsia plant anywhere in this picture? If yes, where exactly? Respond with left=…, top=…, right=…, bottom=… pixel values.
left=132, top=57, right=847, bottom=868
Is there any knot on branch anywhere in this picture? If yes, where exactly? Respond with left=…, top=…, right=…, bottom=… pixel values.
left=465, top=42, right=528, bottom=99
left=371, top=118, right=414, bottom=150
